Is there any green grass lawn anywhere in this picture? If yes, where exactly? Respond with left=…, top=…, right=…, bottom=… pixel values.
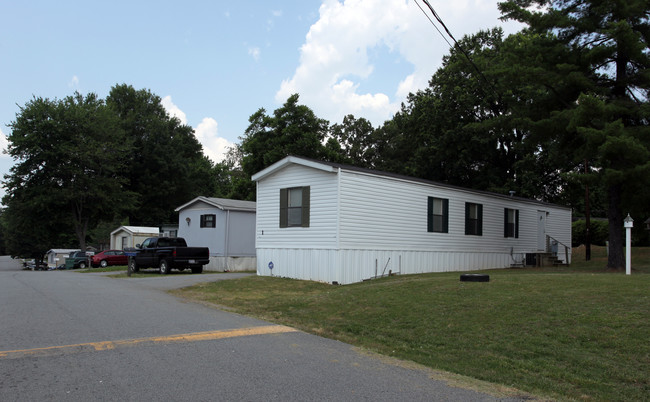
left=173, top=246, right=650, bottom=401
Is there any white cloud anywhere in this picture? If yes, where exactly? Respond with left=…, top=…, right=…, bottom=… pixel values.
left=160, top=97, right=234, bottom=163
left=68, top=75, right=79, bottom=88
left=277, top=0, right=521, bottom=127
left=248, top=47, right=261, bottom=62
left=194, top=118, right=234, bottom=163
left=161, top=95, right=188, bottom=125
left=0, top=128, right=9, bottom=158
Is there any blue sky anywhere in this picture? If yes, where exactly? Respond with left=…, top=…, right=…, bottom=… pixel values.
left=0, top=0, right=522, bottom=200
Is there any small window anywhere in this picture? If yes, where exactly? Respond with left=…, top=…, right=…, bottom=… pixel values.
left=465, top=202, right=483, bottom=236
left=200, top=214, right=216, bottom=228
left=504, top=208, right=519, bottom=238
left=280, top=186, right=310, bottom=228
left=427, top=197, right=449, bottom=233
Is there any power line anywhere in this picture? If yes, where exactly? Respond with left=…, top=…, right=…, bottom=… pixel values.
left=414, top=0, right=501, bottom=101
left=413, top=0, right=453, bottom=50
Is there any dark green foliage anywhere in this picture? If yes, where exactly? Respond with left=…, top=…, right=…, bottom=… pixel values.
left=236, top=94, right=331, bottom=199
left=209, top=151, right=256, bottom=201
left=499, top=0, right=650, bottom=269
left=572, top=219, right=610, bottom=247
left=328, top=115, right=379, bottom=168
left=4, top=93, right=134, bottom=254
left=106, top=84, right=215, bottom=225
left=3, top=85, right=217, bottom=257
left=372, top=28, right=572, bottom=202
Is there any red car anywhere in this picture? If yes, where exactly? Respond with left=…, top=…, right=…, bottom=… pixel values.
left=91, top=250, right=128, bottom=268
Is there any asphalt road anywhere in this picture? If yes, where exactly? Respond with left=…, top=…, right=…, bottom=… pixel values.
left=0, top=257, right=529, bottom=401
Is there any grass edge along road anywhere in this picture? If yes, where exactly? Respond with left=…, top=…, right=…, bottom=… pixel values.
left=172, top=246, right=650, bottom=402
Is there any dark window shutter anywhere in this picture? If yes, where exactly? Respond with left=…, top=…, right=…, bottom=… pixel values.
left=301, top=186, right=310, bottom=227
left=477, top=204, right=483, bottom=236
left=515, top=209, right=519, bottom=238
left=504, top=208, right=509, bottom=238
left=442, top=199, right=449, bottom=233
left=427, top=197, right=433, bottom=232
left=200, top=215, right=206, bottom=228
left=279, top=188, right=288, bottom=228
left=465, top=203, right=470, bottom=235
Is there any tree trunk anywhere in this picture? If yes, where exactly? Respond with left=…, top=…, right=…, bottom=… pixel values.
left=607, top=183, right=624, bottom=270
left=73, top=210, right=88, bottom=252
left=584, top=160, right=591, bottom=261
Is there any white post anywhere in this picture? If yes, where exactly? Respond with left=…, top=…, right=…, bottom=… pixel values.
left=624, top=214, right=634, bottom=275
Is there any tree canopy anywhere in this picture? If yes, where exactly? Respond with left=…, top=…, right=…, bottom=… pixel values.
left=3, top=86, right=219, bottom=257
left=106, top=84, right=216, bottom=226
left=499, top=0, right=650, bottom=268
left=4, top=93, right=134, bottom=254
left=232, top=94, right=331, bottom=199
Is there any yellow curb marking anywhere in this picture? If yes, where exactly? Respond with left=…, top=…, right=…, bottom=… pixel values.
left=0, top=325, right=298, bottom=360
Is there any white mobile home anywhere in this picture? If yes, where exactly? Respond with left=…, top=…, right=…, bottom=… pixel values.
left=175, top=196, right=256, bottom=271
left=44, top=249, right=80, bottom=268
left=110, top=226, right=160, bottom=250
left=252, top=156, right=572, bottom=285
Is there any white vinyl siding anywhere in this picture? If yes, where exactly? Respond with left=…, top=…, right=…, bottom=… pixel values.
left=256, top=164, right=338, bottom=249
left=177, top=204, right=256, bottom=258
left=336, top=171, right=547, bottom=254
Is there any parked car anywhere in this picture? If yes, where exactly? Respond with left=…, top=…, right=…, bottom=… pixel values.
left=68, top=251, right=90, bottom=269
left=91, top=250, right=128, bottom=268
left=127, top=237, right=209, bottom=274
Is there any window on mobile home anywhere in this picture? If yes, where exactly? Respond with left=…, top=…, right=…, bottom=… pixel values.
left=427, top=197, right=449, bottom=233
left=280, top=186, right=310, bottom=228
left=465, top=202, right=483, bottom=236
left=504, top=208, right=519, bottom=238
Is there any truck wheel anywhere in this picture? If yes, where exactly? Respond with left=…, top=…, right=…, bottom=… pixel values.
left=128, top=258, right=139, bottom=273
left=191, top=266, right=203, bottom=274
left=159, top=259, right=171, bottom=275
left=100, top=260, right=108, bottom=268
left=79, top=262, right=87, bottom=269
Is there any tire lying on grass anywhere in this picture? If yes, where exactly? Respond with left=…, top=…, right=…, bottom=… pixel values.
left=460, top=274, right=490, bottom=282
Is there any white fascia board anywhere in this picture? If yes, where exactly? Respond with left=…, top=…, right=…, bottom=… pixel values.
left=175, top=196, right=224, bottom=212
left=175, top=196, right=203, bottom=212
left=252, top=156, right=337, bottom=181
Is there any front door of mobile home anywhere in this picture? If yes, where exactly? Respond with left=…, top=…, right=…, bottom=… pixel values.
left=537, top=211, right=546, bottom=251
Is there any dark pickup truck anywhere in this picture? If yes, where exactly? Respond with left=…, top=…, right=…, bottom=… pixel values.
left=127, top=237, right=209, bottom=274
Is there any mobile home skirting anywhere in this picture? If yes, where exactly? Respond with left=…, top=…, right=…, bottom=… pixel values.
left=256, top=247, right=553, bottom=285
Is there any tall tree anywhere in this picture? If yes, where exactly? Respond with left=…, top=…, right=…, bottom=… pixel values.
left=4, top=93, right=134, bottom=252
left=377, top=28, right=571, bottom=201
left=237, top=94, right=330, bottom=199
left=329, top=115, right=378, bottom=168
left=106, top=84, right=215, bottom=225
left=499, top=0, right=650, bottom=269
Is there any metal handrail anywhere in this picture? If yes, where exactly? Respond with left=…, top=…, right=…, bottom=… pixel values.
left=546, top=235, right=570, bottom=264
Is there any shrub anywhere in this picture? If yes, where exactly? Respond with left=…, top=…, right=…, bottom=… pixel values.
left=572, top=219, right=609, bottom=247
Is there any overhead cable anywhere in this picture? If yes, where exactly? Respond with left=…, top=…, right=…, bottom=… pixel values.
left=414, top=0, right=501, bottom=100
